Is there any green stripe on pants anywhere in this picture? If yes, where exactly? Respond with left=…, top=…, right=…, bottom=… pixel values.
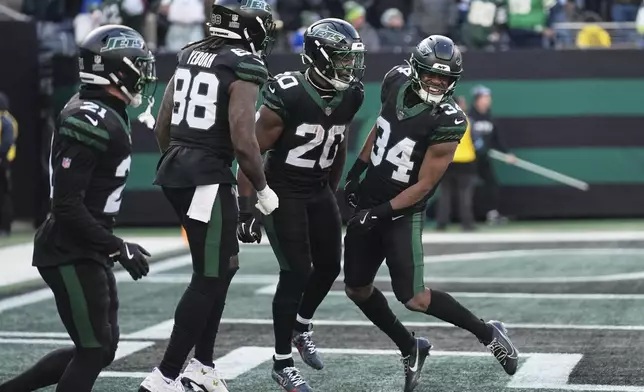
left=59, top=265, right=101, bottom=348
left=411, top=213, right=425, bottom=296
left=204, top=189, right=223, bottom=277
left=263, top=214, right=290, bottom=271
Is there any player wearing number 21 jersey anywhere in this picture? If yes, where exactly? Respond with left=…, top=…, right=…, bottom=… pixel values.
left=236, top=18, right=364, bottom=392
left=142, top=2, right=278, bottom=392
left=342, top=35, right=519, bottom=392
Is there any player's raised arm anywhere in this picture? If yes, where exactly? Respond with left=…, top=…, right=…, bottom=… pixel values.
left=154, top=75, right=174, bottom=152
left=390, top=141, right=458, bottom=211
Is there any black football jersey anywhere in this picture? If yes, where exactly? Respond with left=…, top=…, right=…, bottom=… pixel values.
left=154, top=44, right=269, bottom=187
left=33, top=91, right=132, bottom=266
left=262, top=71, right=364, bottom=198
left=358, top=65, right=468, bottom=212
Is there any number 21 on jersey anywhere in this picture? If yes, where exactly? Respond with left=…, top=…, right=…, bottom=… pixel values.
left=371, top=117, right=416, bottom=183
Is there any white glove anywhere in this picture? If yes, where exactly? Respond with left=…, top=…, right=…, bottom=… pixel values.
left=255, top=185, right=279, bottom=215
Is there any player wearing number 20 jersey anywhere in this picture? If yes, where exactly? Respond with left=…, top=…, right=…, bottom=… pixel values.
left=143, top=2, right=278, bottom=392
left=236, top=18, right=364, bottom=392
left=342, top=35, right=519, bottom=392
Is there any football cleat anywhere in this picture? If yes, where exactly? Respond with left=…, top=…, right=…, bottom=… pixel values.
left=139, top=368, right=186, bottom=392
left=180, top=358, right=229, bottom=392
left=272, top=366, right=313, bottom=392
left=484, top=320, right=519, bottom=375
left=402, top=337, right=432, bottom=392
left=292, top=324, right=324, bottom=370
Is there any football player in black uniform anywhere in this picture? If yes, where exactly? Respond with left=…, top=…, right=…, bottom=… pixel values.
left=342, top=35, right=519, bottom=392
left=236, top=18, right=365, bottom=392
left=0, top=25, right=155, bottom=392
left=140, top=2, right=279, bottom=392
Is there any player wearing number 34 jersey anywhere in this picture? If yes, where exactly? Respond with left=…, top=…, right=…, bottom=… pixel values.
left=342, top=35, right=519, bottom=392
left=237, top=18, right=364, bottom=392
left=142, top=2, right=278, bottom=392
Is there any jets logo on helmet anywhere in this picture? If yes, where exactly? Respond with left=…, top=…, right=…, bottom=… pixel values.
left=302, top=18, right=366, bottom=91
left=406, top=35, right=463, bottom=106
left=100, top=30, right=145, bottom=52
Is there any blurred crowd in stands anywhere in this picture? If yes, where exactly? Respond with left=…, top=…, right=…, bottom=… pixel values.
left=0, top=0, right=643, bottom=53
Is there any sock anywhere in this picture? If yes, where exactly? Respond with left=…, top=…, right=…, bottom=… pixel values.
left=273, top=353, right=294, bottom=371
left=0, top=348, right=74, bottom=392
left=357, top=288, right=416, bottom=356
left=273, top=270, right=308, bottom=357
left=55, top=348, right=106, bottom=392
left=426, top=289, right=493, bottom=344
left=194, top=268, right=238, bottom=368
left=159, top=275, right=222, bottom=379
left=294, top=314, right=311, bottom=333
left=297, top=264, right=340, bottom=325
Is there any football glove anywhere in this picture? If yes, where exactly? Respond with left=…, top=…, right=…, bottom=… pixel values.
left=113, top=241, right=150, bottom=281
left=256, top=185, right=279, bottom=215
left=347, top=203, right=394, bottom=233
left=344, top=159, right=368, bottom=209
left=237, top=212, right=262, bottom=243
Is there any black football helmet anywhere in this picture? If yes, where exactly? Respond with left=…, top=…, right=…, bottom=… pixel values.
left=302, top=18, right=365, bottom=91
left=78, top=24, right=156, bottom=108
left=406, top=35, right=463, bottom=105
left=207, top=0, right=276, bottom=57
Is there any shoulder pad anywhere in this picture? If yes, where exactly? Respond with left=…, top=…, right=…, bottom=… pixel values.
left=381, top=65, right=410, bottom=103
left=430, top=100, right=468, bottom=144
left=261, top=71, right=301, bottom=120
left=223, top=47, right=269, bottom=86
left=60, top=101, right=115, bottom=152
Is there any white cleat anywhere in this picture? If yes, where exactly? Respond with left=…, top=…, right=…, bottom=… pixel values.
left=139, top=368, right=186, bottom=392
left=180, top=358, right=229, bottom=392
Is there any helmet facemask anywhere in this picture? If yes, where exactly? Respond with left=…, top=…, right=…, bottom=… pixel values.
left=408, top=58, right=458, bottom=105
left=114, top=55, right=157, bottom=108
left=313, top=45, right=365, bottom=91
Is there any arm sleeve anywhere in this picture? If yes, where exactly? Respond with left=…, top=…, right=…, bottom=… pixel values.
left=234, top=56, right=269, bottom=86
left=429, top=112, right=468, bottom=145
left=261, top=78, right=289, bottom=121
left=0, top=117, right=13, bottom=158
left=52, top=134, right=122, bottom=255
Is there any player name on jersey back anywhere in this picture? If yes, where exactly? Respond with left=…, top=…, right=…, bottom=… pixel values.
left=186, top=50, right=217, bottom=68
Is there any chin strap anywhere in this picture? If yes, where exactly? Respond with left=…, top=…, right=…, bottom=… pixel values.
left=138, top=96, right=156, bottom=129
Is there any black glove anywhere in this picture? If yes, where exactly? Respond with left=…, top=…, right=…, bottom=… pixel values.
left=237, top=211, right=262, bottom=243
left=237, top=196, right=261, bottom=243
left=347, top=202, right=394, bottom=233
left=114, top=241, right=150, bottom=280
left=344, top=159, right=368, bottom=209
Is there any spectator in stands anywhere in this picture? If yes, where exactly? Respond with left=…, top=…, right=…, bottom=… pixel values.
left=159, top=0, right=205, bottom=52
left=0, top=93, right=17, bottom=237
left=435, top=96, right=477, bottom=232
left=377, top=7, right=417, bottom=52
left=345, top=1, right=380, bottom=51
left=506, top=0, right=557, bottom=48
left=461, top=0, right=506, bottom=50
left=410, top=0, right=457, bottom=38
left=612, top=0, right=640, bottom=21
left=469, top=85, right=515, bottom=226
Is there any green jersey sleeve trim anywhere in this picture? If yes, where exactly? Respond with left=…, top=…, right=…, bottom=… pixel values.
left=235, top=61, right=269, bottom=86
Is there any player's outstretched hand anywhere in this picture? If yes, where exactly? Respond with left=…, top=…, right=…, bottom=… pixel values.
left=114, top=241, right=150, bottom=281
left=344, top=178, right=359, bottom=209
left=237, top=212, right=262, bottom=243
left=256, top=185, right=279, bottom=215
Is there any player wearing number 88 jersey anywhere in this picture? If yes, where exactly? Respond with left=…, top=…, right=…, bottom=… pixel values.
left=343, top=35, right=519, bottom=392
left=143, top=2, right=278, bottom=392
left=236, top=18, right=364, bottom=392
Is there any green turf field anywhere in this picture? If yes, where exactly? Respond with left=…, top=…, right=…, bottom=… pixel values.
left=2, top=231, right=644, bottom=391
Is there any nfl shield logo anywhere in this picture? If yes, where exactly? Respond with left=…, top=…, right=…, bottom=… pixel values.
left=325, top=107, right=332, bottom=116
left=62, top=157, right=72, bottom=169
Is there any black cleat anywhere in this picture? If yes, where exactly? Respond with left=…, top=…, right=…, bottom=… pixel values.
left=484, top=320, right=519, bottom=375
left=402, top=337, right=432, bottom=392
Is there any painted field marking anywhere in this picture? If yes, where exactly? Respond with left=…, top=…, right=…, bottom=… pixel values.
left=0, top=338, right=154, bottom=361
left=0, top=255, right=193, bottom=314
